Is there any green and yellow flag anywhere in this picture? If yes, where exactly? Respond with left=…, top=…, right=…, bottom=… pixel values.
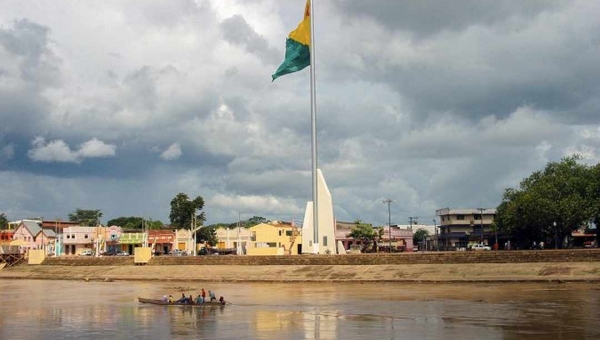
left=272, top=0, right=311, bottom=81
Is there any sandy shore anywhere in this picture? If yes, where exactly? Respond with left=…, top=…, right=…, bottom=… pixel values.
left=1, top=262, right=600, bottom=283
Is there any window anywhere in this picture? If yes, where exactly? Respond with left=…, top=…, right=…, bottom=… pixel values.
left=323, top=236, right=328, bottom=247
left=84, top=234, right=89, bottom=239
left=285, top=230, right=293, bottom=236
left=474, top=214, right=482, bottom=220
left=278, top=230, right=282, bottom=236
left=456, top=215, right=465, bottom=220
left=267, top=242, right=277, bottom=248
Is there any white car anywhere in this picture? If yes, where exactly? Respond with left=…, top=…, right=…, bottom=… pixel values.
left=470, top=244, right=491, bottom=251
left=79, top=249, right=93, bottom=256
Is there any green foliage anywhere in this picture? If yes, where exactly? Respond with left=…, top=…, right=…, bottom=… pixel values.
left=69, top=209, right=103, bottom=226
left=107, top=216, right=143, bottom=229
left=0, top=213, right=7, bottom=229
left=197, top=226, right=218, bottom=246
left=348, top=220, right=381, bottom=253
left=206, top=216, right=268, bottom=230
left=169, top=193, right=205, bottom=229
left=495, top=156, right=597, bottom=248
left=106, top=217, right=164, bottom=230
left=413, top=229, right=429, bottom=244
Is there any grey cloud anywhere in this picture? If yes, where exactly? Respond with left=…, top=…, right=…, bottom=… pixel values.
left=332, top=0, right=564, bottom=38
left=220, top=15, right=280, bottom=65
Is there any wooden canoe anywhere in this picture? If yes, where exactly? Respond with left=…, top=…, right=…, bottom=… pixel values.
left=138, top=297, right=227, bottom=306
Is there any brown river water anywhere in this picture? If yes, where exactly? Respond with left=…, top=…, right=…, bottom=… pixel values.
left=0, top=279, right=598, bottom=339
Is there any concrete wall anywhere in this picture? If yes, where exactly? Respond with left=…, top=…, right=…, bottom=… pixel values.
left=37, top=249, right=600, bottom=266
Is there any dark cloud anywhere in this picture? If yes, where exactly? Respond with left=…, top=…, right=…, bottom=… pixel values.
left=331, top=0, right=564, bottom=38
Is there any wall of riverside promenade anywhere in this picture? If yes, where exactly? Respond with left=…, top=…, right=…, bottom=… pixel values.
left=39, top=249, right=600, bottom=266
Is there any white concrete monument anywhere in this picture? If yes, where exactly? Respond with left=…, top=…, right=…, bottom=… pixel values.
left=301, top=169, right=336, bottom=254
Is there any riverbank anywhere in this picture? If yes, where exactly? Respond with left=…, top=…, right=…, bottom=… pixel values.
left=1, top=262, right=600, bottom=283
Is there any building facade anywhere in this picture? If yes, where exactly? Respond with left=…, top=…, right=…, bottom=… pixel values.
left=436, top=208, right=497, bottom=250
left=246, top=222, right=302, bottom=255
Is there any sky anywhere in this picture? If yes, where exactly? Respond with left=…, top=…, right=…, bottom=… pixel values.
left=1, top=0, right=600, bottom=227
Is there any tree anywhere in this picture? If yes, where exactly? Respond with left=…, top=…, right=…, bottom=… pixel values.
left=169, top=193, right=205, bottom=229
left=348, top=220, right=381, bottom=253
left=107, top=216, right=144, bottom=229
left=0, top=213, right=7, bottom=229
left=495, top=156, right=595, bottom=249
left=246, top=216, right=267, bottom=227
left=69, top=209, right=103, bottom=226
left=106, top=217, right=165, bottom=230
left=413, top=229, right=429, bottom=245
left=197, top=226, right=218, bottom=246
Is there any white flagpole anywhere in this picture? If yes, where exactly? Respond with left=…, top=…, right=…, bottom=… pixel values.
left=309, top=0, right=319, bottom=254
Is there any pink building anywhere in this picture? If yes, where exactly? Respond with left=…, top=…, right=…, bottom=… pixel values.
left=12, top=220, right=56, bottom=255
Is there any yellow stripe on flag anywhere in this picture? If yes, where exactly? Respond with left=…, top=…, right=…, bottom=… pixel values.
left=288, top=0, right=310, bottom=46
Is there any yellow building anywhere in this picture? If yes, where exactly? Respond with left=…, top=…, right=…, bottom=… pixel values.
left=246, top=222, right=302, bottom=256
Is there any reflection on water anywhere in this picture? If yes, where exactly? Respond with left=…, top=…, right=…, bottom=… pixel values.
left=0, top=280, right=598, bottom=339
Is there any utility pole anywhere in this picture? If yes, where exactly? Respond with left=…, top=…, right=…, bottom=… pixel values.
left=433, top=219, right=438, bottom=251
left=477, top=208, right=484, bottom=244
left=383, top=199, right=393, bottom=252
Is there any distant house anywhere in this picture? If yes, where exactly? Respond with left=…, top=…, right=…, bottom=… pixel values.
left=12, top=220, right=56, bottom=255
left=246, top=222, right=302, bottom=255
left=119, top=229, right=145, bottom=255
left=335, top=221, right=414, bottom=253
left=62, top=226, right=95, bottom=256
left=215, top=227, right=252, bottom=254
left=148, top=229, right=175, bottom=255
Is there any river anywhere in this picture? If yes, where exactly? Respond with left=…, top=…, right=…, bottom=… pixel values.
left=0, top=280, right=598, bottom=339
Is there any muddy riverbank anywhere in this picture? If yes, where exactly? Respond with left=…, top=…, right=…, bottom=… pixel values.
left=1, top=262, right=599, bottom=283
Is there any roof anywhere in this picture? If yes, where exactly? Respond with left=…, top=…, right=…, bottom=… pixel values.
left=20, top=220, right=42, bottom=237
left=436, top=208, right=497, bottom=215
left=41, top=229, right=56, bottom=238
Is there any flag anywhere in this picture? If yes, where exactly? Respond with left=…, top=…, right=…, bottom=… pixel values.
left=272, top=0, right=311, bottom=81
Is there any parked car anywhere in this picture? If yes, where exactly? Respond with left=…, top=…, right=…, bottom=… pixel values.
left=170, top=249, right=187, bottom=256
left=116, top=251, right=129, bottom=256
left=470, top=244, right=491, bottom=251
left=102, top=249, right=119, bottom=256
left=79, top=249, right=93, bottom=256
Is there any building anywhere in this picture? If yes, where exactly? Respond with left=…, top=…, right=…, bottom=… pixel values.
left=12, top=220, right=56, bottom=255
left=62, top=226, right=95, bottom=256
left=246, top=222, right=302, bottom=255
left=215, top=227, right=252, bottom=255
left=118, top=229, right=145, bottom=255
left=148, top=229, right=175, bottom=255
left=436, top=208, right=497, bottom=250
left=335, top=221, right=414, bottom=253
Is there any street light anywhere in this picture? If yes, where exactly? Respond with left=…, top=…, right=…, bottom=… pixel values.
left=383, top=199, right=393, bottom=252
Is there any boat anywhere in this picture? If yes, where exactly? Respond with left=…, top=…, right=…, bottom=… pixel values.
left=138, top=297, right=228, bottom=306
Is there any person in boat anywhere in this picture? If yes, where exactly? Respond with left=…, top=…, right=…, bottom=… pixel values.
left=209, top=290, right=217, bottom=302
left=188, top=295, right=194, bottom=304
left=201, top=289, right=206, bottom=303
left=168, top=295, right=174, bottom=303
left=195, top=294, right=203, bottom=304
left=177, top=293, right=188, bottom=303
left=161, top=295, right=168, bottom=302
left=219, top=296, right=225, bottom=305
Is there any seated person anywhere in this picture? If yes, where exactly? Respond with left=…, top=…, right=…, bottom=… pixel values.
left=161, top=295, right=168, bottom=302
left=176, top=293, right=188, bottom=303
left=195, top=294, right=203, bottom=304
left=219, top=296, right=226, bottom=305
left=188, top=295, right=194, bottom=304
left=168, top=295, right=174, bottom=303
